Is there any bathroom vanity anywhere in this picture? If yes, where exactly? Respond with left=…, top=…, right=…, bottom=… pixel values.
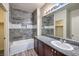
left=34, top=36, right=65, bottom=56
left=34, top=36, right=79, bottom=56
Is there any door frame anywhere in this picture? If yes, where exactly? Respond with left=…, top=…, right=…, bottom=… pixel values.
left=0, top=3, right=9, bottom=56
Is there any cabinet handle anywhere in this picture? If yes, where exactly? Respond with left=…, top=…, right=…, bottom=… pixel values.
left=54, top=51, right=56, bottom=53
left=52, top=49, right=53, bottom=52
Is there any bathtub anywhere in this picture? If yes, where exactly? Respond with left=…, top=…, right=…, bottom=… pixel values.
left=10, top=39, right=34, bottom=55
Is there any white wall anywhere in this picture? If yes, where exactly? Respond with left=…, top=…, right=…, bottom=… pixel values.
left=2, top=3, right=9, bottom=56
left=54, top=9, right=67, bottom=38
left=37, top=8, right=42, bottom=36
left=66, top=10, right=71, bottom=39
left=54, top=9, right=66, bottom=21
left=70, top=9, right=79, bottom=40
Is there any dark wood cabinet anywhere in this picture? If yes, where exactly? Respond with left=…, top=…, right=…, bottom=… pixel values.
left=38, top=40, right=44, bottom=56
left=34, top=37, right=65, bottom=56
left=44, top=44, right=53, bottom=56
left=34, top=37, right=38, bottom=54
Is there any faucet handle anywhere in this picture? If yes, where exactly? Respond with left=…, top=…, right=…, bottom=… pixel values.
left=60, top=39, right=66, bottom=43
left=63, top=40, right=66, bottom=43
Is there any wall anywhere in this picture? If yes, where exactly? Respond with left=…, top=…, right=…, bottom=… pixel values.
left=0, top=7, right=5, bottom=50
left=9, top=7, right=33, bottom=42
left=32, top=9, right=37, bottom=36
left=9, top=6, right=35, bottom=55
left=37, top=8, right=42, bottom=36
left=70, top=9, right=79, bottom=40
left=42, top=15, right=54, bottom=36
left=54, top=9, right=67, bottom=38
left=54, top=9, right=66, bottom=21
left=9, top=6, right=40, bottom=55
left=0, top=7, right=4, bottom=23
left=66, top=10, right=71, bottom=39
left=0, top=24, right=4, bottom=50
left=2, top=3, right=9, bottom=56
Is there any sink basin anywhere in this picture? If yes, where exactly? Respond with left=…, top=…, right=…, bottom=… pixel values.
left=51, top=41, right=74, bottom=51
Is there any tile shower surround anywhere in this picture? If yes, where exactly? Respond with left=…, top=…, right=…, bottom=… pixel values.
left=42, top=15, right=54, bottom=36
left=9, top=29, right=34, bottom=42
left=9, top=7, right=37, bottom=42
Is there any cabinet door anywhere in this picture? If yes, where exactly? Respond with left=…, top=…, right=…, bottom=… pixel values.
left=38, top=40, right=44, bottom=56
left=34, top=38, right=38, bottom=54
left=44, top=44, right=53, bottom=56
left=53, top=49, right=65, bottom=56
left=56, top=51, right=65, bottom=56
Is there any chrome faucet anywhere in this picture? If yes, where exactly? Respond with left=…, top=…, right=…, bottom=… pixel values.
left=60, top=39, right=66, bottom=43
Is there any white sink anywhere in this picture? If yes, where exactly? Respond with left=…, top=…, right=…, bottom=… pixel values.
left=51, top=41, right=74, bottom=51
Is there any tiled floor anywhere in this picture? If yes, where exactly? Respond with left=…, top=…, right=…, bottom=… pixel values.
left=13, top=49, right=38, bottom=56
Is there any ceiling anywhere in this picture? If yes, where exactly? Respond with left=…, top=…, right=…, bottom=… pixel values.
left=10, top=3, right=45, bottom=13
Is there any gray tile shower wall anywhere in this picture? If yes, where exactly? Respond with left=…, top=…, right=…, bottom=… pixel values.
left=9, top=29, right=23, bottom=42
left=42, top=15, right=54, bottom=36
left=9, top=6, right=37, bottom=43
left=10, top=7, right=32, bottom=24
left=9, top=29, right=33, bottom=42
left=32, top=9, right=37, bottom=37
left=22, top=29, right=33, bottom=39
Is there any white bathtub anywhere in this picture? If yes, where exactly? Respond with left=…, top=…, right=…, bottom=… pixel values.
left=10, top=39, right=34, bottom=55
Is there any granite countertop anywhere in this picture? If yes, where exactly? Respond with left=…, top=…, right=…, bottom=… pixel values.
left=35, top=36, right=79, bottom=56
